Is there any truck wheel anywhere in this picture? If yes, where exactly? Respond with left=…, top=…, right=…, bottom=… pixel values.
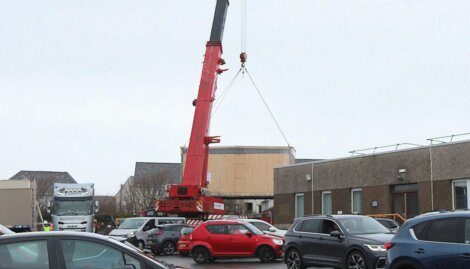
left=137, top=240, right=145, bottom=250
left=192, top=247, right=210, bottom=264
left=257, top=246, right=275, bottom=263
left=162, top=241, right=176, bottom=255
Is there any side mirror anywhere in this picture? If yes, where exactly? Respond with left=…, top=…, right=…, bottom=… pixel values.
left=246, top=231, right=253, bottom=238
left=330, top=230, right=342, bottom=238
left=268, top=227, right=277, bottom=232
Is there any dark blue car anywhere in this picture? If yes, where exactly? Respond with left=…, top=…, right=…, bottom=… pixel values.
left=387, top=211, right=470, bottom=269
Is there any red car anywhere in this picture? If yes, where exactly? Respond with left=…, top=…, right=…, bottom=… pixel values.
left=189, top=220, right=283, bottom=264
left=177, top=225, right=194, bottom=256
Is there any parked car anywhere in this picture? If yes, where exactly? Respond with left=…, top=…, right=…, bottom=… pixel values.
left=284, top=214, right=393, bottom=269
left=386, top=211, right=470, bottom=269
left=375, top=218, right=401, bottom=233
left=0, top=224, right=14, bottom=236
left=146, top=224, right=193, bottom=255
left=0, top=231, right=181, bottom=269
left=109, top=217, right=185, bottom=249
left=240, top=219, right=287, bottom=237
left=190, top=220, right=283, bottom=264
left=177, top=225, right=195, bottom=256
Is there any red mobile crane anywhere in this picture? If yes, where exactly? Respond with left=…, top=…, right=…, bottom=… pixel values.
left=156, top=0, right=230, bottom=218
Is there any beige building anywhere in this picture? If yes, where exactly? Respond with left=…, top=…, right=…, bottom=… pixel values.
left=182, top=146, right=295, bottom=214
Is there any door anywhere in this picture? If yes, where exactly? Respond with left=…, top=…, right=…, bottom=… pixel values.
left=296, top=219, right=323, bottom=263
left=0, top=240, right=50, bottom=269
left=392, top=184, right=419, bottom=219
left=205, top=224, right=229, bottom=255
left=315, top=220, right=347, bottom=267
left=225, top=224, right=255, bottom=256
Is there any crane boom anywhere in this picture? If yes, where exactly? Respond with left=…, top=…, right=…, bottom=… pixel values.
left=156, top=0, right=229, bottom=216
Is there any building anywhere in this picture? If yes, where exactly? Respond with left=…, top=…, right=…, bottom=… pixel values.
left=273, top=139, right=470, bottom=227
left=182, top=146, right=295, bottom=215
left=9, top=171, right=77, bottom=206
left=115, top=162, right=181, bottom=214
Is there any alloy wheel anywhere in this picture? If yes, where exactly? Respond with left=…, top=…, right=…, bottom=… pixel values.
left=348, top=253, right=365, bottom=269
left=286, top=249, right=301, bottom=269
left=163, top=242, right=175, bottom=255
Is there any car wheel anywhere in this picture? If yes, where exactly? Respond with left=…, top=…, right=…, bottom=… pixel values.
left=137, top=240, right=145, bottom=250
left=285, top=248, right=305, bottom=269
left=257, top=246, right=276, bottom=263
left=192, top=247, right=210, bottom=264
left=347, top=251, right=367, bottom=269
left=161, top=241, right=176, bottom=255
left=180, top=251, right=189, bottom=256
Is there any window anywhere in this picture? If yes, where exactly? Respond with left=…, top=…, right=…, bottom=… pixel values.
left=250, top=221, right=271, bottom=232
left=61, top=240, right=129, bottom=269
left=206, top=225, right=226, bottom=234
left=299, top=219, right=322, bottom=233
left=227, top=224, right=248, bottom=235
left=351, top=188, right=362, bottom=214
left=453, top=180, right=470, bottom=210
left=322, top=191, right=332, bottom=215
left=322, top=220, right=340, bottom=234
left=146, top=219, right=156, bottom=229
left=295, top=193, right=304, bottom=218
left=124, top=254, right=143, bottom=269
left=427, top=219, right=463, bottom=244
left=0, top=240, right=49, bottom=269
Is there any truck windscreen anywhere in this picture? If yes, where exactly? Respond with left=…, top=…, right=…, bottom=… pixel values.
left=52, top=199, right=93, bottom=216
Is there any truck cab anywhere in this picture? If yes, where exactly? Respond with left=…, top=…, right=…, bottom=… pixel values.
left=48, top=183, right=98, bottom=232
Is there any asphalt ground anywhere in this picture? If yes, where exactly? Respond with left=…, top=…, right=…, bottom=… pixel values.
left=157, top=255, right=333, bottom=269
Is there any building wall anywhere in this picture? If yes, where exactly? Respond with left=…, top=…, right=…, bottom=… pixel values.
left=274, top=140, right=470, bottom=226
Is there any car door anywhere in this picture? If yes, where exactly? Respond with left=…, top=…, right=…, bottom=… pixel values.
left=315, top=219, right=347, bottom=267
left=205, top=224, right=229, bottom=255
left=225, top=224, right=255, bottom=256
left=295, top=218, right=324, bottom=263
left=0, top=238, right=54, bottom=269
left=415, top=217, right=470, bottom=269
left=140, top=219, right=156, bottom=241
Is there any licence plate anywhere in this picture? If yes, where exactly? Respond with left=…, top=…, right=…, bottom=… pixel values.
left=179, top=244, right=186, bottom=247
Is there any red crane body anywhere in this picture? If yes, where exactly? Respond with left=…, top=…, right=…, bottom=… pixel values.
left=156, top=0, right=229, bottom=217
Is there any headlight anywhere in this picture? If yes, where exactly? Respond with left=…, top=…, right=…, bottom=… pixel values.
left=364, top=244, right=386, bottom=252
left=272, top=239, right=283, bottom=245
left=127, top=232, right=135, bottom=238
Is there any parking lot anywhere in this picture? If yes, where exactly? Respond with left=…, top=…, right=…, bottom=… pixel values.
left=158, top=255, right=332, bottom=269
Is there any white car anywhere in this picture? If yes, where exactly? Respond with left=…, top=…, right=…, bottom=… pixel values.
left=239, top=219, right=286, bottom=237
left=0, top=224, right=14, bottom=236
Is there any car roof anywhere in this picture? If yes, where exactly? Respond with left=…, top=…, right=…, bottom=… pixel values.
left=0, top=231, right=112, bottom=241
left=203, top=220, right=245, bottom=225
left=295, top=214, right=370, bottom=221
left=404, top=211, right=470, bottom=227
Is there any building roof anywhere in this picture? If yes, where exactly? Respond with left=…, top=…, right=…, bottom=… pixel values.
left=10, top=171, right=76, bottom=184
left=181, top=145, right=295, bottom=155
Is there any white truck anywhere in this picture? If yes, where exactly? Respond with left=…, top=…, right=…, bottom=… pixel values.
left=48, top=183, right=98, bottom=232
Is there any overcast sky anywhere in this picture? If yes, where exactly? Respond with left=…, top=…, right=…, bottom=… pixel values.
left=1, top=0, right=469, bottom=195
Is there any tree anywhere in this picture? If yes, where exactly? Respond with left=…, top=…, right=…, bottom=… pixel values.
left=122, top=172, right=167, bottom=214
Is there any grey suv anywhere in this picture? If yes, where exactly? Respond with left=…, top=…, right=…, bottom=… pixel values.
left=284, top=215, right=393, bottom=269
left=146, top=224, right=192, bottom=255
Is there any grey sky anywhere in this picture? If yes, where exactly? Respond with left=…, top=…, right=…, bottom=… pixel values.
left=1, top=1, right=469, bottom=195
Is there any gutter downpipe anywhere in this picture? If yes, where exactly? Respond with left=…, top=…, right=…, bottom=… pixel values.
left=429, top=141, right=434, bottom=211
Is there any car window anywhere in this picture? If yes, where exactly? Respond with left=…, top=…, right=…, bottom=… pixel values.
left=0, top=240, right=49, bottom=269
left=206, top=225, right=226, bottom=234
left=426, top=219, right=463, bottom=244
left=170, top=225, right=183, bottom=232
left=250, top=221, right=271, bottom=231
left=227, top=224, right=249, bottom=235
left=322, top=220, right=340, bottom=234
left=299, top=219, right=322, bottom=233
left=146, top=219, right=156, bottom=229
left=124, top=254, right=142, bottom=269
left=61, top=239, right=138, bottom=269
left=181, top=227, right=194, bottom=235
left=465, top=219, right=470, bottom=244
left=412, top=222, right=428, bottom=240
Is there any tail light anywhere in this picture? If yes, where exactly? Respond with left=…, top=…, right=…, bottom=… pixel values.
left=384, top=242, right=394, bottom=250
left=189, top=234, right=192, bottom=241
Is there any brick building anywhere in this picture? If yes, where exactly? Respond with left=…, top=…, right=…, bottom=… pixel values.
left=273, top=140, right=470, bottom=227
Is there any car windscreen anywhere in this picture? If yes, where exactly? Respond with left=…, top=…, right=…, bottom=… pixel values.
left=118, top=219, right=147, bottom=229
left=338, top=217, right=390, bottom=235
left=52, top=199, right=93, bottom=216
left=243, top=222, right=264, bottom=235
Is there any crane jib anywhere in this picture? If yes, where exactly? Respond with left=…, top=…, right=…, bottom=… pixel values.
left=209, top=0, right=229, bottom=42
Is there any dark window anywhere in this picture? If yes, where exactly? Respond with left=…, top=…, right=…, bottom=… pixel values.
left=299, top=219, right=322, bottom=233
left=146, top=219, right=155, bottom=229
left=169, top=225, right=183, bottom=232
left=412, top=222, right=428, bottom=240
left=227, top=224, right=249, bottom=235
left=322, top=220, right=340, bottom=234
left=0, top=240, right=49, bottom=269
left=465, top=219, right=470, bottom=244
left=426, top=219, right=463, bottom=244
left=206, top=225, right=226, bottom=234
